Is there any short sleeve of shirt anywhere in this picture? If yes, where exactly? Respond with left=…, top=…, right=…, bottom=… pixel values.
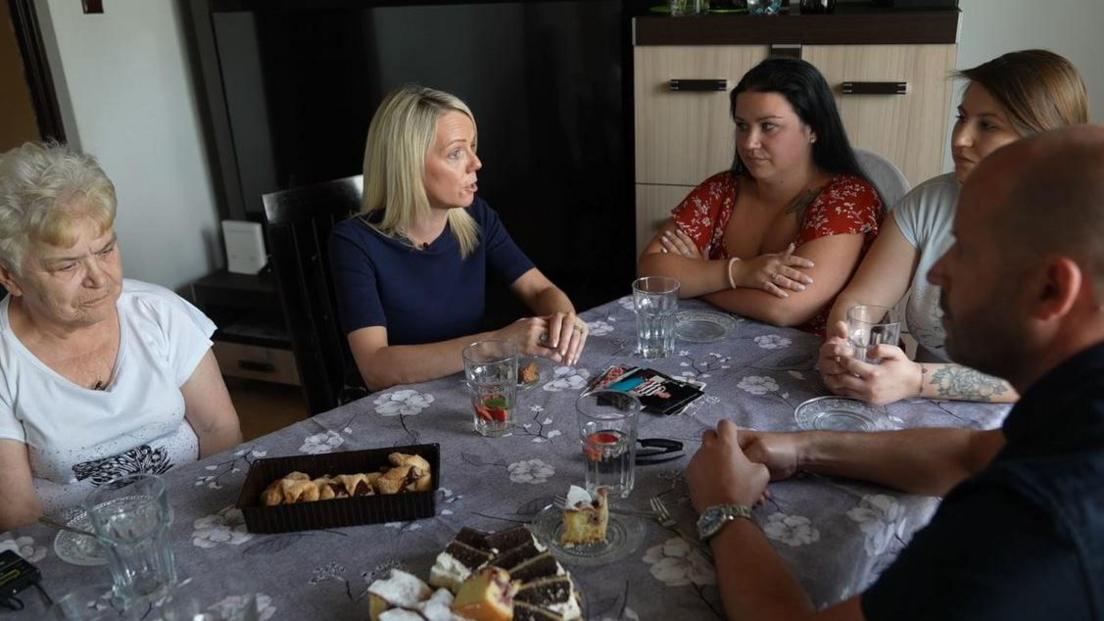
left=133, top=292, right=215, bottom=387
left=671, top=172, right=739, bottom=257
left=0, top=393, right=24, bottom=443
left=862, top=483, right=1090, bottom=621
left=893, top=187, right=924, bottom=248
left=330, top=219, right=387, bottom=334
left=892, top=173, right=959, bottom=250
left=477, top=202, right=535, bottom=286
left=794, top=175, right=882, bottom=247
left=123, top=279, right=216, bottom=337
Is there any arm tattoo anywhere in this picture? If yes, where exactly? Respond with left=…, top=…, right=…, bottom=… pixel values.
left=928, top=365, right=1012, bottom=401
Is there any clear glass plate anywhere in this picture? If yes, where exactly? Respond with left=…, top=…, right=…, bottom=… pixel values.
left=529, top=504, right=645, bottom=567
left=675, top=310, right=736, bottom=343
left=53, top=511, right=106, bottom=566
left=794, top=396, right=902, bottom=432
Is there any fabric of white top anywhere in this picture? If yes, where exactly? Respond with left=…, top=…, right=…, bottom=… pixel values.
left=893, top=173, right=960, bottom=362
left=0, top=279, right=216, bottom=515
left=855, top=149, right=911, bottom=212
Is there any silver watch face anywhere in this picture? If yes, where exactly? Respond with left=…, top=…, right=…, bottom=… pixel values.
left=697, top=507, right=726, bottom=540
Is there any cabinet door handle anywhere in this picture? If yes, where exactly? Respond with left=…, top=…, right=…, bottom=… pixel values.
left=841, top=81, right=909, bottom=95
left=668, top=79, right=727, bottom=92
left=239, top=360, right=276, bottom=373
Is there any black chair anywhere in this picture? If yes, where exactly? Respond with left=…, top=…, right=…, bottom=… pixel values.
left=262, top=175, right=367, bottom=414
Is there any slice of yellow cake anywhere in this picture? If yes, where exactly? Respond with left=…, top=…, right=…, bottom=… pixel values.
left=560, top=486, right=609, bottom=547
left=451, top=567, right=519, bottom=621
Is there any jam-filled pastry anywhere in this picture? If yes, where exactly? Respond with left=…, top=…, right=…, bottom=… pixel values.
left=389, top=453, right=433, bottom=491
left=451, top=567, right=519, bottom=621
left=261, top=471, right=308, bottom=506
left=520, top=361, right=540, bottom=384
left=331, top=473, right=377, bottom=497
left=312, top=477, right=338, bottom=501
left=281, top=477, right=320, bottom=504
left=389, top=452, right=431, bottom=471
left=377, top=464, right=428, bottom=495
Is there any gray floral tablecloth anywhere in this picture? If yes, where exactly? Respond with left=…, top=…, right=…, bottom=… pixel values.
left=2, top=297, right=1009, bottom=620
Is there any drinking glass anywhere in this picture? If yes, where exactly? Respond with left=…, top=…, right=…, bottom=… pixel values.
left=746, top=0, right=783, bottom=15
left=576, top=391, right=641, bottom=498
left=799, top=0, right=835, bottom=13
left=669, top=0, right=709, bottom=16
left=84, top=474, right=176, bottom=609
left=847, top=305, right=902, bottom=364
left=632, top=276, right=679, bottom=359
left=462, top=340, right=519, bottom=437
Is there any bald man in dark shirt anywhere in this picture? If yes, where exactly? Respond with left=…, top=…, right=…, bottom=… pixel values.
left=686, top=125, right=1104, bottom=621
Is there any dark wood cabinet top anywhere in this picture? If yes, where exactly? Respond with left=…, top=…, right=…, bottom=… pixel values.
left=634, top=10, right=959, bottom=46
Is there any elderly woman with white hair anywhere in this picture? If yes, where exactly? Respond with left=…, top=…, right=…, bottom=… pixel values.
left=330, top=85, right=588, bottom=390
left=0, top=143, right=241, bottom=531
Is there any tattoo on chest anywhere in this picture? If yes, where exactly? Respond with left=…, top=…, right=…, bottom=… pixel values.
left=785, top=189, right=820, bottom=219
left=928, top=366, right=1009, bottom=401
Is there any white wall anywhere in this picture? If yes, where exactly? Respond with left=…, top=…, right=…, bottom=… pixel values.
left=945, top=0, right=1104, bottom=169
left=39, top=0, right=220, bottom=292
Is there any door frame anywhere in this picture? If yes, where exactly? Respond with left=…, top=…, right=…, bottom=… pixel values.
left=7, top=0, right=66, bottom=142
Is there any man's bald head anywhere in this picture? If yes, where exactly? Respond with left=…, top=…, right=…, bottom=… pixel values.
left=969, top=125, right=1104, bottom=295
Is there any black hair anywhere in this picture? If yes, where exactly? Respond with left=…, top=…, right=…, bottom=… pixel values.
left=729, top=57, right=868, bottom=184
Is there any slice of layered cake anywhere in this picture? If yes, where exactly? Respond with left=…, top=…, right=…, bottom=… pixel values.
left=560, top=486, right=609, bottom=547
left=515, top=576, right=582, bottom=620
left=367, top=569, right=432, bottom=621
left=421, top=524, right=582, bottom=620
left=451, top=567, right=519, bottom=621
left=429, top=538, right=495, bottom=592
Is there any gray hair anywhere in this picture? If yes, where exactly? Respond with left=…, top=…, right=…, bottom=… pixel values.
left=0, top=142, right=116, bottom=273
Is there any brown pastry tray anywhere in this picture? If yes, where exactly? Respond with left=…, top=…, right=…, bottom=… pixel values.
left=235, top=443, right=440, bottom=534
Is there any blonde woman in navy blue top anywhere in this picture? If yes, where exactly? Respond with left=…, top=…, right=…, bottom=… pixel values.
left=330, top=85, right=587, bottom=390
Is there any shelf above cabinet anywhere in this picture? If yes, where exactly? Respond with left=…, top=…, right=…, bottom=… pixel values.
left=634, top=10, right=959, bottom=46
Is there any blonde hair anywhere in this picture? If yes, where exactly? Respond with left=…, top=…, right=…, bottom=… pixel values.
left=0, top=142, right=117, bottom=274
left=957, top=49, right=1089, bottom=136
left=361, top=85, right=480, bottom=257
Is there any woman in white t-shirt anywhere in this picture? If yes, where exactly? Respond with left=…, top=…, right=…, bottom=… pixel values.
left=819, top=50, right=1089, bottom=405
left=0, top=143, right=242, bottom=530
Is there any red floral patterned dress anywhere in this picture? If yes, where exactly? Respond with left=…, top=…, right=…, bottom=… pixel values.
left=671, top=171, right=883, bottom=335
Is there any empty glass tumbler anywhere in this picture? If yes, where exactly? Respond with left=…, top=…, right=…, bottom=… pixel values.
left=84, top=474, right=176, bottom=609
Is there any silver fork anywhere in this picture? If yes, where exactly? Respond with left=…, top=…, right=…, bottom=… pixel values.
left=651, top=495, right=715, bottom=561
left=649, top=496, right=677, bottom=528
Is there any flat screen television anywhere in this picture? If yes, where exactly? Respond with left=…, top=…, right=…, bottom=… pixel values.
left=189, top=0, right=636, bottom=317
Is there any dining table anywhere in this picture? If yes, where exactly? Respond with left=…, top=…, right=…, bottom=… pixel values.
left=1, top=297, right=1010, bottom=620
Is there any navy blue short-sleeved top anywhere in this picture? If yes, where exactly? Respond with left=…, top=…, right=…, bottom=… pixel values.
left=861, top=343, right=1104, bottom=620
left=329, top=198, right=535, bottom=345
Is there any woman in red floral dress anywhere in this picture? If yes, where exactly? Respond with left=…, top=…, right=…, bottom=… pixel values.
left=638, top=58, right=883, bottom=335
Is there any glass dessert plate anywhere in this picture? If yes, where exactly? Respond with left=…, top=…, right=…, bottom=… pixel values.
left=675, top=310, right=737, bottom=343
left=529, top=504, right=645, bottom=567
left=53, top=510, right=106, bottom=566
left=794, top=396, right=903, bottom=432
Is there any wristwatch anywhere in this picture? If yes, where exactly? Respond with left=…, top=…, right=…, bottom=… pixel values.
left=696, top=504, right=754, bottom=541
